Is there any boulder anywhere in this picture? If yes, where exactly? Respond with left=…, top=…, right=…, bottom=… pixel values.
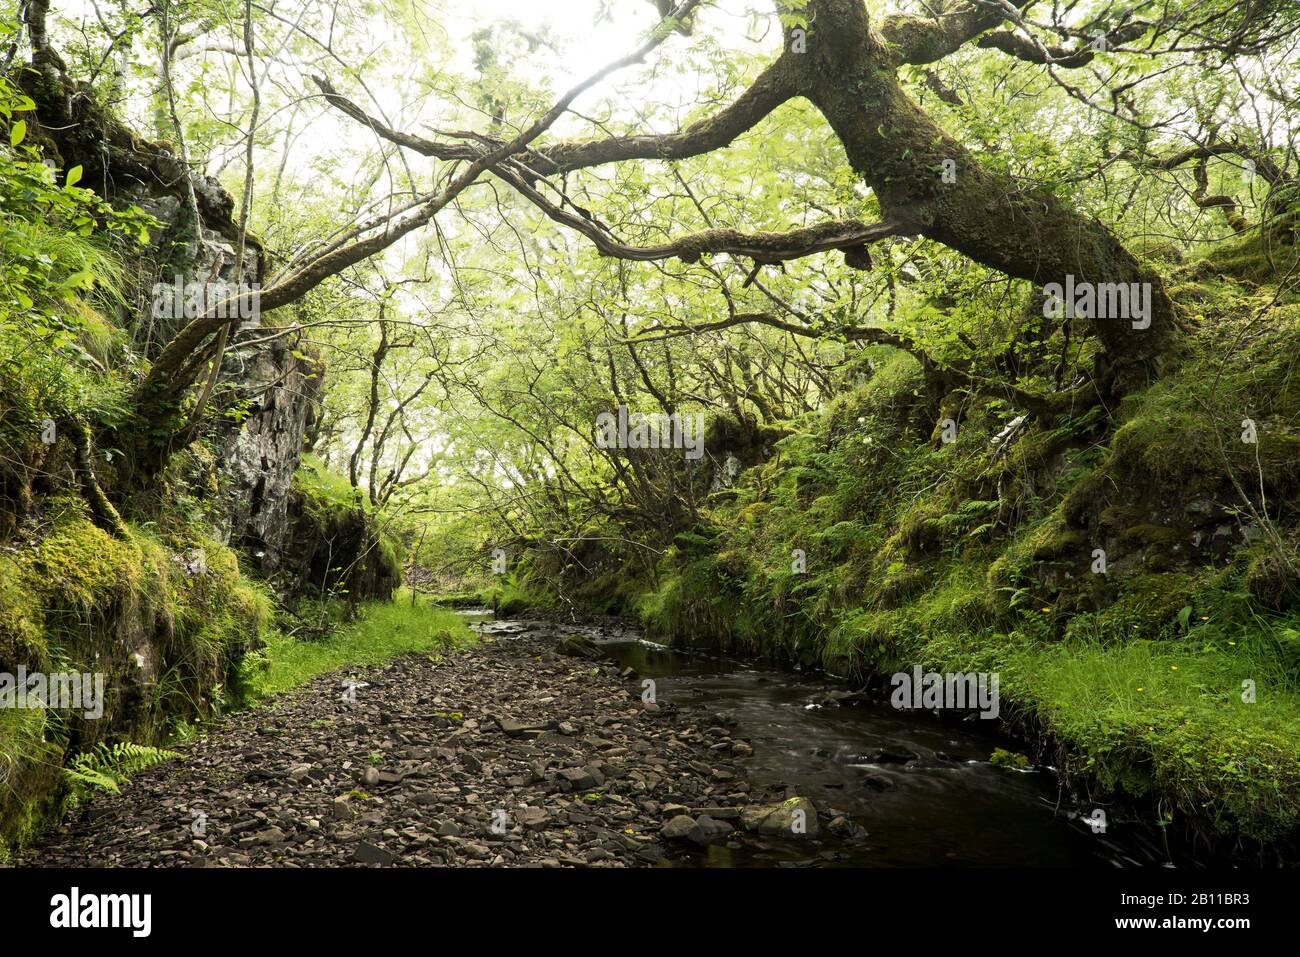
left=740, top=797, right=820, bottom=838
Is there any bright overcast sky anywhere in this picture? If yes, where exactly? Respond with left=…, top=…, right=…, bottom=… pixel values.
left=54, top=0, right=780, bottom=176
left=451, top=0, right=775, bottom=81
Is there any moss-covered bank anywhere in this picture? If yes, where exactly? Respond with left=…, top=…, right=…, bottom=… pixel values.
left=0, top=500, right=271, bottom=854
left=281, top=456, right=403, bottom=604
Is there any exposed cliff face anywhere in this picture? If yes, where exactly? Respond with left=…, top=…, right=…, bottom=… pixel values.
left=215, top=343, right=325, bottom=588
left=124, top=189, right=264, bottom=356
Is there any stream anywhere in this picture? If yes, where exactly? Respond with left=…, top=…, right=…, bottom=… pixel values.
left=465, top=609, right=1185, bottom=868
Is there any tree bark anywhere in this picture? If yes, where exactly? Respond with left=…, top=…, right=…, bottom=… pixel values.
left=790, top=0, right=1176, bottom=387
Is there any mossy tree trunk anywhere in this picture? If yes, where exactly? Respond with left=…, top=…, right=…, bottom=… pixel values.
left=791, top=0, right=1177, bottom=389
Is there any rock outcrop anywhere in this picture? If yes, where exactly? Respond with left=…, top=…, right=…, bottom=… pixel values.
left=215, top=344, right=325, bottom=586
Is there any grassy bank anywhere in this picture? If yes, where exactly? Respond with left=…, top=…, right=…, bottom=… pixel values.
left=251, top=590, right=475, bottom=698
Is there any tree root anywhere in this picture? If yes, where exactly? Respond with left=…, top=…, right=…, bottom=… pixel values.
left=63, top=417, right=131, bottom=540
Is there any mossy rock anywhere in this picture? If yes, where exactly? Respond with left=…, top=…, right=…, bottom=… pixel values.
left=1245, top=547, right=1300, bottom=611
left=0, top=509, right=269, bottom=853
left=989, top=748, right=1030, bottom=770
left=282, top=465, right=402, bottom=603
left=1029, top=521, right=1089, bottom=562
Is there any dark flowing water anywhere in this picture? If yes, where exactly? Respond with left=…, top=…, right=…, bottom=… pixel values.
left=464, top=611, right=1181, bottom=868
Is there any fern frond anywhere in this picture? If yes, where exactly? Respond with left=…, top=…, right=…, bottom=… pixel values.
left=63, top=741, right=182, bottom=797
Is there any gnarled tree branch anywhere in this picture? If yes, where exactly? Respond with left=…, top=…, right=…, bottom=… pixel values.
left=312, top=56, right=797, bottom=178
left=494, top=158, right=904, bottom=268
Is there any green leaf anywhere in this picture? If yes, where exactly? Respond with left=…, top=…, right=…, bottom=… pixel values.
left=10, top=119, right=26, bottom=146
left=66, top=164, right=82, bottom=187
left=60, top=269, right=95, bottom=291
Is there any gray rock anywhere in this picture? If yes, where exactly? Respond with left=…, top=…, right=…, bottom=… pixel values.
left=688, top=815, right=733, bottom=845
left=493, top=716, right=552, bottom=737
left=740, top=797, right=820, bottom=838
left=558, top=767, right=598, bottom=790
left=692, top=806, right=741, bottom=821
left=660, top=815, right=698, bottom=841
left=250, top=826, right=286, bottom=845
left=352, top=841, right=395, bottom=866
left=517, top=807, right=549, bottom=829
left=557, top=635, right=601, bottom=659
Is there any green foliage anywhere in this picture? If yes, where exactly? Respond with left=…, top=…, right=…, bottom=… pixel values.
left=989, top=748, right=1030, bottom=770
left=484, top=569, right=558, bottom=617
left=63, top=742, right=182, bottom=799
left=295, top=454, right=367, bottom=513
left=0, top=71, right=153, bottom=448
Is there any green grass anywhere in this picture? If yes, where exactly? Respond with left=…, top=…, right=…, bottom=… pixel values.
left=0, top=706, right=61, bottom=860
left=253, top=590, right=475, bottom=697
left=994, top=613, right=1300, bottom=842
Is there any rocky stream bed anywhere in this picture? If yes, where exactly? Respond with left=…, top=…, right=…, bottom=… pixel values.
left=24, top=615, right=1173, bottom=868
left=25, top=619, right=836, bottom=867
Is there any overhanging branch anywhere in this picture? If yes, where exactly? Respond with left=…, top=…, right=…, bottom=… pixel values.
left=312, top=55, right=796, bottom=178
left=495, top=159, right=904, bottom=268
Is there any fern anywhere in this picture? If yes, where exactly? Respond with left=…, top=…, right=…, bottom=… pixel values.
left=64, top=742, right=182, bottom=797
